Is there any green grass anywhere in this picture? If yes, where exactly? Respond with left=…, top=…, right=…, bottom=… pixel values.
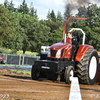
left=0, top=47, right=39, bottom=56
left=11, top=70, right=31, bottom=74
left=17, top=50, right=38, bottom=56
left=0, top=64, right=19, bottom=66
left=0, top=47, right=11, bottom=54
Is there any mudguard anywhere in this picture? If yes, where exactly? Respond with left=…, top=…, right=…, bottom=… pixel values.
left=75, top=45, right=94, bottom=62
left=97, top=53, right=100, bottom=81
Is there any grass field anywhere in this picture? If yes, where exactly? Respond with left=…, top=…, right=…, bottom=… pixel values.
left=11, top=70, right=31, bottom=74
left=0, top=47, right=38, bottom=56
left=0, top=64, right=19, bottom=66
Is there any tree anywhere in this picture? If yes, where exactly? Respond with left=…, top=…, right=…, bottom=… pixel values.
left=29, top=2, right=37, bottom=18
left=8, top=0, right=14, bottom=12
left=0, top=5, right=13, bottom=45
left=47, top=9, right=56, bottom=22
left=56, top=11, right=63, bottom=26
left=17, top=0, right=29, bottom=14
left=3, top=12, right=24, bottom=53
left=48, top=26, right=63, bottom=45
left=30, top=23, right=50, bottom=53
left=19, top=14, right=50, bottom=54
left=76, top=6, right=87, bottom=18
left=50, top=10, right=56, bottom=22
left=4, top=0, right=9, bottom=8
left=0, top=5, right=24, bottom=53
left=19, top=14, right=33, bottom=54
left=47, top=9, right=51, bottom=20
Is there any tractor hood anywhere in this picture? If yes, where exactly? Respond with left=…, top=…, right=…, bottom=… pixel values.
left=50, top=42, right=71, bottom=50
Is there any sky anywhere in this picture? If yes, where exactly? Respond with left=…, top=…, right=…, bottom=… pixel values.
left=0, top=0, right=100, bottom=20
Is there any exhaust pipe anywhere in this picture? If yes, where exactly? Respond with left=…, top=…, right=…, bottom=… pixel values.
left=64, top=33, right=66, bottom=43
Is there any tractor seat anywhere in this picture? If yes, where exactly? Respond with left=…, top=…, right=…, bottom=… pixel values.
left=72, top=31, right=81, bottom=54
left=72, top=31, right=80, bottom=47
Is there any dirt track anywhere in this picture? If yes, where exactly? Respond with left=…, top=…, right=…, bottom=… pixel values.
left=0, top=69, right=100, bottom=100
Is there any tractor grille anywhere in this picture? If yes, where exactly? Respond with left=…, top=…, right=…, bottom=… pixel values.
left=51, top=50, right=57, bottom=57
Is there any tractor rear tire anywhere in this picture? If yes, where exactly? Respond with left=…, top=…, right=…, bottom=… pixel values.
left=76, top=49, right=99, bottom=85
left=31, top=65, right=40, bottom=80
left=64, top=66, right=74, bottom=84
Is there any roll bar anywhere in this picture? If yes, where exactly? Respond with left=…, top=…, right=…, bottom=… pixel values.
left=69, top=28, right=86, bottom=45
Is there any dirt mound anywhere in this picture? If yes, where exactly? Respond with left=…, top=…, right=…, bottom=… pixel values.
left=0, top=69, right=31, bottom=77
left=0, top=69, right=11, bottom=75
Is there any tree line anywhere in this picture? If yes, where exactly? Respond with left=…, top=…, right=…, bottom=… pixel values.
left=0, top=0, right=100, bottom=54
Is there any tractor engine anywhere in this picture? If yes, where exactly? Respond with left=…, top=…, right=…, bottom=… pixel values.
left=47, top=38, right=72, bottom=61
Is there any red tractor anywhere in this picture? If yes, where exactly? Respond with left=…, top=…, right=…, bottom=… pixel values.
left=31, top=17, right=99, bottom=85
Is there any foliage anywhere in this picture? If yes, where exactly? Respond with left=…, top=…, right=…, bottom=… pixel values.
left=1, top=0, right=100, bottom=54
left=46, top=10, right=64, bottom=45
left=47, top=9, right=57, bottom=22
left=19, top=14, right=50, bottom=54
left=71, top=4, right=100, bottom=51
left=0, top=5, right=23, bottom=53
left=56, top=11, right=63, bottom=26
left=50, top=24, right=59, bottom=32
left=76, top=6, right=87, bottom=18
left=29, top=2, right=37, bottom=18
left=5, top=12, right=24, bottom=53
left=4, top=0, right=9, bottom=8
left=0, top=47, right=38, bottom=56
left=17, top=0, right=29, bottom=14
left=48, top=26, right=63, bottom=46
left=8, top=0, right=14, bottom=12
left=0, top=3, right=50, bottom=54
left=29, top=22, right=50, bottom=53
left=50, top=10, right=56, bottom=22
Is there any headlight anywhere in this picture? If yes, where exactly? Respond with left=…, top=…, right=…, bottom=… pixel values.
left=47, top=48, right=50, bottom=57
left=56, top=49, right=61, bottom=58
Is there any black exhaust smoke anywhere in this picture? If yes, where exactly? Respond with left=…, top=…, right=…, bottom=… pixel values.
left=64, top=0, right=91, bottom=33
left=65, top=3, right=77, bottom=33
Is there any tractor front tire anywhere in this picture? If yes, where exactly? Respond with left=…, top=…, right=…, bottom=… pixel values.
left=31, top=65, right=40, bottom=80
left=76, top=49, right=99, bottom=85
left=64, top=66, right=74, bottom=84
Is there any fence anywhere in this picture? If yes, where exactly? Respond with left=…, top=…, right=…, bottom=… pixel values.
left=0, top=53, right=40, bottom=65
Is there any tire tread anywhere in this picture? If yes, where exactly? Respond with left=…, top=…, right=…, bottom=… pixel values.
left=76, top=49, right=98, bottom=84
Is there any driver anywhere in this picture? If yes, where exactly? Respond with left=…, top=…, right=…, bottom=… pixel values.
left=67, top=32, right=78, bottom=61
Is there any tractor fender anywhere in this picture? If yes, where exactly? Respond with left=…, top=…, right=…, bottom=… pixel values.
left=75, top=45, right=94, bottom=62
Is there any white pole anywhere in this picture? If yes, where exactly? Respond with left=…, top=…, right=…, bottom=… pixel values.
left=19, top=55, right=21, bottom=65
left=22, top=55, right=24, bottom=65
left=64, top=33, right=66, bottom=43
